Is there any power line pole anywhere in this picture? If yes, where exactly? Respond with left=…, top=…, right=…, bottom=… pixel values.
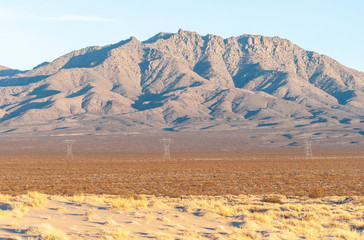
left=64, top=135, right=75, bottom=158
left=304, top=134, right=313, bottom=160
left=160, top=138, right=173, bottom=160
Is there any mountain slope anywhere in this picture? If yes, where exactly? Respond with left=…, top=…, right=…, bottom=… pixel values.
left=0, top=65, right=24, bottom=77
left=0, top=30, right=363, bottom=138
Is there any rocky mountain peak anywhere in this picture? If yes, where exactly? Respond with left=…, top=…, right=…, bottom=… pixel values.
left=0, top=65, right=10, bottom=71
left=0, top=30, right=363, bottom=141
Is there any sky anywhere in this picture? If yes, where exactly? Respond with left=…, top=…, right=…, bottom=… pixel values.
left=0, top=0, right=363, bottom=72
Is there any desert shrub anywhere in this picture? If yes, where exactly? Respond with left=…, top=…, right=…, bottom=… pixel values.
left=66, top=195, right=86, bottom=205
left=262, top=195, right=282, bottom=204
left=110, top=227, right=132, bottom=239
left=25, top=192, right=48, bottom=207
left=132, top=194, right=143, bottom=200
left=5, top=192, right=48, bottom=215
left=27, top=223, right=68, bottom=240
left=0, top=194, right=11, bottom=203
left=105, top=196, right=149, bottom=209
left=308, top=189, right=326, bottom=198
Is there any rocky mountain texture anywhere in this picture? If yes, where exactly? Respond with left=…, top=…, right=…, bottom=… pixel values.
left=0, top=65, right=24, bottom=78
left=0, top=30, right=363, bottom=139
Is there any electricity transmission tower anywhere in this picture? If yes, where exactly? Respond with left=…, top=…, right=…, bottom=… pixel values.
left=64, top=136, right=75, bottom=158
left=304, top=134, right=313, bottom=160
left=160, top=138, right=173, bottom=160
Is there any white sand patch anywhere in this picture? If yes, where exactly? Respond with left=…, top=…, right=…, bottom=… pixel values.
left=0, top=193, right=363, bottom=239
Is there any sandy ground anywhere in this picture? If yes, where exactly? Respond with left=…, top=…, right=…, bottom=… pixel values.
left=0, top=193, right=363, bottom=239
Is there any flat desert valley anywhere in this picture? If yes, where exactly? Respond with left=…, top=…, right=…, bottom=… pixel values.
left=0, top=132, right=363, bottom=239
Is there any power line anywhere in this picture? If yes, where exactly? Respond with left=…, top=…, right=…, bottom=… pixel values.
left=64, top=135, right=75, bottom=158
left=160, top=137, right=173, bottom=160
left=304, top=134, right=313, bottom=160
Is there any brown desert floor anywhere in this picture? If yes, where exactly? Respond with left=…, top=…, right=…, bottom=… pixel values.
left=0, top=153, right=363, bottom=197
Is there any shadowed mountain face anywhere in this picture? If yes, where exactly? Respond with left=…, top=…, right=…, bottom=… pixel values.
left=0, top=30, right=363, bottom=137
left=0, top=65, right=24, bottom=77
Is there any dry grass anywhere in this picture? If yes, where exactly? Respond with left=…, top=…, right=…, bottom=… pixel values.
left=27, top=223, right=68, bottom=240
left=168, top=195, right=364, bottom=239
left=261, top=195, right=283, bottom=203
left=103, top=196, right=149, bottom=210
left=109, top=227, right=133, bottom=239
left=63, top=194, right=150, bottom=210
left=0, top=192, right=363, bottom=239
left=0, top=192, right=49, bottom=218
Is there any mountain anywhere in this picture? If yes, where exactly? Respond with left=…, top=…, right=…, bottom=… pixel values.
left=0, top=65, right=10, bottom=71
left=0, top=65, right=24, bottom=77
left=0, top=29, right=363, bottom=147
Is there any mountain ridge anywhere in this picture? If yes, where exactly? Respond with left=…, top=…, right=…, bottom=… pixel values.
left=0, top=30, right=363, bottom=146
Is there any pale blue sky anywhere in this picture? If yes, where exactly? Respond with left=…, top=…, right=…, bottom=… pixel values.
left=0, top=0, right=363, bottom=72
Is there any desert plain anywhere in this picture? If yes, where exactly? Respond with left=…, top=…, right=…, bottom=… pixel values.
left=0, top=131, right=363, bottom=239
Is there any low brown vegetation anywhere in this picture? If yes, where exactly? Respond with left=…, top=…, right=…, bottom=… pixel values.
left=309, top=188, right=327, bottom=198
left=261, top=195, right=282, bottom=203
left=0, top=153, right=363, bottom=197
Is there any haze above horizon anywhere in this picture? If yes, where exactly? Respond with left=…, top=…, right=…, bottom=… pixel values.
left=0, top=0, right=363, bottom=72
